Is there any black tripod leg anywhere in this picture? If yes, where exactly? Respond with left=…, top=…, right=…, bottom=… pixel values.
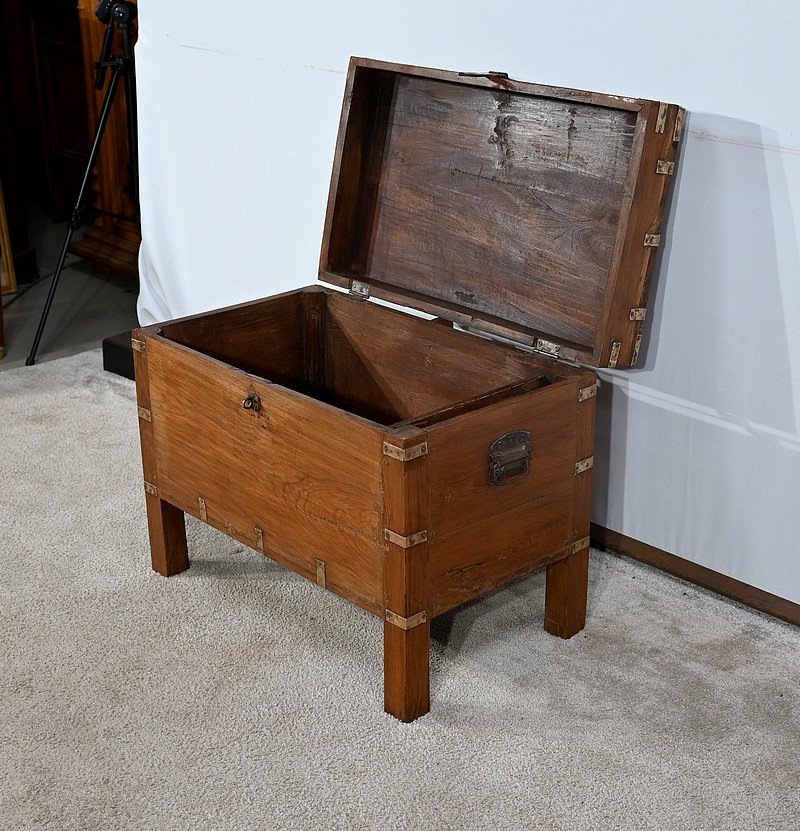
left=26, top=68, right=123, bottom=366
left=120, top=25, right=139, bottom=206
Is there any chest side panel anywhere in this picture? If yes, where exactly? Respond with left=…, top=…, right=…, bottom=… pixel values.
left=426, top=379, right=589, bottom=615
left=146, top=337, right=385, bottom=614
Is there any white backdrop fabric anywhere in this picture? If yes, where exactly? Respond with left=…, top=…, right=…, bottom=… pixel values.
left=135, top=0, right=800, bottom=604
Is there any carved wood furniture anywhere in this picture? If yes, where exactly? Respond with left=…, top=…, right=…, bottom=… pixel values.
left=132, top=58, right=683, bottom=721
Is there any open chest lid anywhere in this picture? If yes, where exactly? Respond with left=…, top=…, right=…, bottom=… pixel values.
left=319, top=57, right=684, bottom=369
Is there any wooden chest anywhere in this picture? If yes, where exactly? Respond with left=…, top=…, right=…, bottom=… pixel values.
left=132, top=58, right=683, bottom=721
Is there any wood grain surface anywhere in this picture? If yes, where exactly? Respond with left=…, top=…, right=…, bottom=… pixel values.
left=544, top=375, right=595, bottom=638
left=324, top=290, right=549, bottom=423
left=132, top=330, right=189, bottom=577
left=426, top=379, right=580, bottom=536
left=382, top=426, right=431, bottom=722
left=144, top=334, right=386, bottom=615
left=320, top=58, right=683, bottom=367
left=426, top=374, right=593, bottom=615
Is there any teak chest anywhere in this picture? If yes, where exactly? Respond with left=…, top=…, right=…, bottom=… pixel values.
left=133, top=58, right=683, bottom=722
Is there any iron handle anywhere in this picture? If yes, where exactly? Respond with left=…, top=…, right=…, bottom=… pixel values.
left=489, top=430, right=531, bottom=485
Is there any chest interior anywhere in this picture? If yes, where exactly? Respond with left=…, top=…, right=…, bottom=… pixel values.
left=161, top=288, right=574, bottom=429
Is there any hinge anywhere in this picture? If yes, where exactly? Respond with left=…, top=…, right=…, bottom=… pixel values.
left=644, top=234, right=661, bottom=247
left=673, top=108, right=685, bottom=143
left=143, top=480, right=158, bottom=497
left=349, top=280, right=370, bottom=299
left=608, top=341, right=622, bottom=368
left=383, top=441, right=428, bottom=462
left=384, top=528, right=428, bottom=548
left=385, top=609, right=428, bottom=631
left=632, top=334, right=643, bottom=366
left=655, top=160, right=675, bottom=175
left=198, top=496, right=207, bottom=522
left=575, top=456, right=594, bottom=475
left=629, top=308, right=647, bottom=321
left=137, top=406, right=152, bottom=422
left=532, top=338, right=561, bottom=357
left=315, top=558, right=327, bottom=588
left=254, top=527, right=264, bottom=552
left=571, top=535, right=590, bottom=554
left=578, top=384, right=597, bottom=403
left=655, top=102, right=668, bottom=133
left=131, top=337, right=146, bottom=353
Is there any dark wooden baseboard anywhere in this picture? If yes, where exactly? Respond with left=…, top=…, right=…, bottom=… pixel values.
left=591, top=523, right=800, bottom=628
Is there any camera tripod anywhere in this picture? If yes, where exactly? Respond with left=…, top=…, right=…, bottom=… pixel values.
left=26, top=0, right=139, bottom=366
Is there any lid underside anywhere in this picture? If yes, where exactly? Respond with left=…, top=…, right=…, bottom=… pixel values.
left=320, top=59, right=682, bottom=367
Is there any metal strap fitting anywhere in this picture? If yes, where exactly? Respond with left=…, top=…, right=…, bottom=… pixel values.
left=384, top=529, right=428, bottom=548
left=571, top=535, right=590, bottom=554
left=316, top=559, right=327, bottom=588
left=385, top=609, right=428, bottom=630
left=383, top=441, right=428, bottom=461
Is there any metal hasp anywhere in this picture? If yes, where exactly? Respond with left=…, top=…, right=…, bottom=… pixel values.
left=489, top=430, right=531, bottom=486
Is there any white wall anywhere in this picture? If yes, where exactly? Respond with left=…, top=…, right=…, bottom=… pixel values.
left=136, top=1, right=800, bottom=603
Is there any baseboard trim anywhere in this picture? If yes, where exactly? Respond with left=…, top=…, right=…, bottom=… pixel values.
left=590, top=524, right=800, bottom=629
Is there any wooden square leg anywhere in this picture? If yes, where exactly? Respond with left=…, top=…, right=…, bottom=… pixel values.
left=384, top=620, right=430, bottom=723
left=544, top=548, right=589, bottom=639
left=145, top=493, right=189, bottom=577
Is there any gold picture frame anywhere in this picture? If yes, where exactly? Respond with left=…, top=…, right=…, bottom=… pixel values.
left=0, top=174, right=18, bottom=296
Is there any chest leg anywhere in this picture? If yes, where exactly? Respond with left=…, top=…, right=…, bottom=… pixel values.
left=544, top=546, right=589, bottom=638
left=384, top=619, right=430, bottom=722
left=145, top=494, right=189, bottom=577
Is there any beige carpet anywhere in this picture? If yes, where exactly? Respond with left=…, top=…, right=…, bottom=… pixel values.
left=1, top=350, right=799, bottom=831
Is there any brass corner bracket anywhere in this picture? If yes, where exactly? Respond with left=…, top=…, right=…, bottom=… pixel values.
left=384, top=528, right=428, bottom=548
left=571, top=535, right=590, bottom=555
left=383, top=441, right=428, bottom=462
left=385, top=609, right=428, bottom=630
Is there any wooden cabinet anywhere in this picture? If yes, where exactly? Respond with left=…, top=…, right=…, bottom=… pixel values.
left=69, top=0, right=139, bottom=277
left=27, top=0, right=91, bottom=219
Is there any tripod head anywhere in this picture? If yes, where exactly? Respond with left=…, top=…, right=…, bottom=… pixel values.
left=93, top=1, right=137, bottom=90
left=94, top=0, right=138, bottom=25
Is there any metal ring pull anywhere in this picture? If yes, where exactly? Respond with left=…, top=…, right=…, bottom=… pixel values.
left=242, top=392, right=261, bottom=412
